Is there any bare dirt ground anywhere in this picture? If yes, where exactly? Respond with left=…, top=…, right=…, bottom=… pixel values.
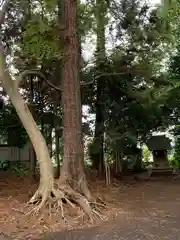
left=1, top=173, right=180, bottom=239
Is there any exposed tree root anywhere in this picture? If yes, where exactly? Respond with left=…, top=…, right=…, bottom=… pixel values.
left=28, top=183, right=106, bottom=222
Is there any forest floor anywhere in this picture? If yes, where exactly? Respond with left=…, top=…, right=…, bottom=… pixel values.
left=1, top=172, right=180, bottom=239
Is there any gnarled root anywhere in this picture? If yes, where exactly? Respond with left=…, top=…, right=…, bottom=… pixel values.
left=28, top=183, right=106, bottom=222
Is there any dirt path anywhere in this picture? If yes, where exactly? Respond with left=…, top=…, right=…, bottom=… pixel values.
left=41, top=215, right=180, bottom=240
left=1, top=174, right=180, bottom=239
left=40, top=180, right=180, bottom=240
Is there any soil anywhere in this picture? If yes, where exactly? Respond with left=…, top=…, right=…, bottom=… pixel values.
left=1, top=172, right=180, bottom=239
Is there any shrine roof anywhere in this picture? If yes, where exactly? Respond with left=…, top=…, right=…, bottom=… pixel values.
left=146, top=135, right=171, bottom=151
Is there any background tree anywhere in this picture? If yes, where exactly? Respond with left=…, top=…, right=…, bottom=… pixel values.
left=86, top=0, right=174, bottom=176
left=91, top=0, right=108, bottom=175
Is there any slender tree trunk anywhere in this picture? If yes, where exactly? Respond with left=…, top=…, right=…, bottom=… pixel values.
left=59, top=0, right=92, bottom=201
left=0, top=47, right=54, bottom=210
left=93, top=0, right=107, bottom=176
left=9, top=93, right=53, bottom=187
left=93, top=86, right=105, bottom=175
left=55, top=128, right=60, bottom=178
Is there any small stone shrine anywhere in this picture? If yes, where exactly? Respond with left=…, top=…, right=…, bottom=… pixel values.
left=146, top=135, right=172, bottom=176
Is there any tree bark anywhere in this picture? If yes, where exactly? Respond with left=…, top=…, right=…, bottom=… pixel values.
left=29, top=141, right=37, bottom=181
left=55, top=128, right=60, bottom=178
left=58, top=0, right=92, bottom=202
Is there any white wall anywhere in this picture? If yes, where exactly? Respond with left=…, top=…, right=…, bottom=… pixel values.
left=0, top=142, right=31, bottom=162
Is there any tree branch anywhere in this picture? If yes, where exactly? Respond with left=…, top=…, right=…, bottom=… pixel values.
left=80, top=72, right=127, bottom=86
left=17, top=70, right=63, bottom=91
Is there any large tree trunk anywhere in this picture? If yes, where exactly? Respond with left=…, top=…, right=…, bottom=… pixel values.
left=92, top=0, right=107, bottom=176
left=58, top=0, right=94, bottom=218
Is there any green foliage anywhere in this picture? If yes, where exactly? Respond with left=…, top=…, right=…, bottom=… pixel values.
left=103, top=131, right=142, bottom=170
left=169, top=158, right=179, bottom=167
left=88, top=140, right=101, bottom=155
left=173, top=136, right=180, bottom=167
left=20, top=0, right=95, bottom=64
left=103, top=0, right=174, bottom=141
left=0, top=160, right=28, bottom=176
left=11, top=162, right=29, bottom=176
left=96, top=0, right=175, bottom=166
left=0, top=103, right=29, bottom=147
left=160, top=0, right=180, bottom=36
left=143, top=146, right=151, bottom=163
left=0, top=160, right=10, bottom=170
left=78, top=2, right=95, bottom=38
left=166, top=41, right=180, bottom=127
left=42, top=0, right=57, bottom=12
left=22, top=17, right=61, bottom=61
left=133, top=159, right=142, bottom=171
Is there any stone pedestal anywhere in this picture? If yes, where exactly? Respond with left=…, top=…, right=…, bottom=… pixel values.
left=149, top=150, right=172, bottom=176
